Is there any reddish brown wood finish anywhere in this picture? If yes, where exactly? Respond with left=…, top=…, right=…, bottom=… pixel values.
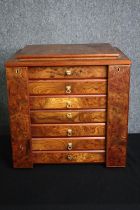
left=29, top=95, right=107, bottom=110
left=5, top=44, right=131, bottom=168
left=31, top=123, right=105, bottom=137
left=16, top=43, right=119, bottom=59
left=32, top=150, right=105, bottom=164
left=28, top=79, right=107, bottom=95
left=5, top=45, right=131, bottom=67
left=6, top=57, right=131, bottom=67
left=32, top=137, right=105, bottom=151
left=106, top=65, right=130, bottom=167
left=28, top=66, right=107, bottom=79
left=30, top=109, right=106, bottom=124
left=6, top=67, right=33, bottom=168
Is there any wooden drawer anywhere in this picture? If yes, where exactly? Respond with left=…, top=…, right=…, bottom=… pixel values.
left=31, top=123, right=105, bottom=137
left=32, top=137, right=105, bottom=151
left=29, top=79, right=107, bottom=95
left=32, top=151, right=105, bottom=163
left=28, top=66, right=107, bottom=79
left=30, top=95, right=107, bottom=110
left=30, top=109, right=106, bottom=123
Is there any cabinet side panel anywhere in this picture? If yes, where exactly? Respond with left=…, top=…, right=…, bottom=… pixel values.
left=106, top=65, right=130, bottom=167
left=6, top=67, right=33, bottom=168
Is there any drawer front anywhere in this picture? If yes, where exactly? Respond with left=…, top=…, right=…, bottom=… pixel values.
left=32, top=151, right=105, bottom=163
left=29, top=80, right=107, bottom=95
left=30, top=96, right=107, bottom=110
left=28, top=66, right=107, bottom=79
left=30, top=109, right=106, bottom=123
left=31, top=123, right=105, bottom=137
left=32, top=137, right=105, bottom=151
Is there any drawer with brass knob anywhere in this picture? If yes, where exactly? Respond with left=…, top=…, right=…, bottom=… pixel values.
left=29, top=95, right=107, bottom=110
left=28, top=79, right=107, bottom=95
left=31, top=123, right=106, bottom=137
left=31, top=137, right=105, bottom=151
left=28, top=66, right=107, bottom=79
left=6, top=43, right=131, bottom=168
left=30, top=110, right=106, bottom=123
left=32, top=151, right=106, bottom=164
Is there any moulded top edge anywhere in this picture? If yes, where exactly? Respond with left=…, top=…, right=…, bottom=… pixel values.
left=15, top=43, right=120, bottom=59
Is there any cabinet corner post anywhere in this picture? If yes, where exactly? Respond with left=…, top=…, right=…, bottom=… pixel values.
left=6, top=67, right=33, bottom=168
left=106, top=65, right=130, bottom=167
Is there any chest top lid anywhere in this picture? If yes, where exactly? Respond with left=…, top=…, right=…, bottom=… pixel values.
left=6, top=43, right=131, bottom=66
left=16, top=43, right=120, bottom=59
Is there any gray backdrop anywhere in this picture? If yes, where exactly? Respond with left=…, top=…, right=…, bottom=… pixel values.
left=0, top=0, right=140, bottom=134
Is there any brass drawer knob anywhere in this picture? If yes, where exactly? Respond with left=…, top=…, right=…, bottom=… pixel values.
left=67, top=129, right=72, bottom=137
left=65, top=70, right=72, bottom=76
left=66, top=85, right=71, bottom=94
left=67, top=154, right=73, bottom=160
left=67, top=142, right=72, bottom=150
left=66, top=101, right=72, bottom=108
left=19, top=145, right=24, bottom=151
left=16, top=69, right=20, bottom=74
left=67, top=113, right=72, bottom=119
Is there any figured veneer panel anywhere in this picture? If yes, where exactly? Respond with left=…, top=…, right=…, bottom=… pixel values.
left=106, top=65, right=130, bottom=167
left=32, top=137, right=105, bottom=151
left=6, top=67, right=32, bottom=168
left=30, top=109, right=106, bottom=123
left=29, top=95, right=107, bottom=110
left=32, top=151, right=105, bottom=164
left=29, top=79, right=107, bottom=95
left=28, top=66, right=107, bottom=79
left=31, top=123, right=105, bottom=137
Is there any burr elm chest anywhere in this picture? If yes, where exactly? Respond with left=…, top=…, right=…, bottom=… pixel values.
left=5, top=43, right=131, bottom=168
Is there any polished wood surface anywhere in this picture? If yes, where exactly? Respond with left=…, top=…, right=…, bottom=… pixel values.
left=5, top=44, right=131, bottom=168
left=30, top=109, right=106, bottom=123
left=32, top=137, right=105, bottom=151
left=16, top=43, right=119, bottom=59
left=32, top=150, right=105, bottom=163
left=6, top=67, right=32, bottom=168
left=31, top=123, right=105, bottom=137
left=106, top=65, right=130, bottom=167
left=29, top=95, right=107, bottom=110
left=5, top=45, right=131, bottom=67
left=28, top=66, right=107, bottom=79
left=29, top=79, right=107, bottom=95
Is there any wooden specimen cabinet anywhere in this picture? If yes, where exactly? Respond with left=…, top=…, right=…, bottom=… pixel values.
left=5, top=43, right=131, bottom=168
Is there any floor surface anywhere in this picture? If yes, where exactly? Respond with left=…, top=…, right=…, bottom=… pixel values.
left=0, top=134, right=140, bottom=210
